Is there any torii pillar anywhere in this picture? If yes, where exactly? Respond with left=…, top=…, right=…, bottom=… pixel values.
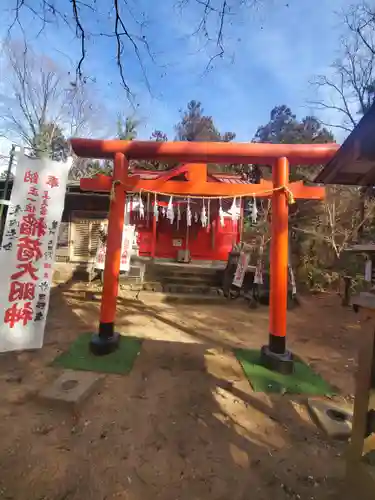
left=89, top=152, right=128, bottom=354
left=71, top=138, right=338, bottom=373
left=262, top=156, right=292, bottom=372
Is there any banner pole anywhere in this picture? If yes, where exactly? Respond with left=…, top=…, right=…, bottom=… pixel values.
left=0, top=145, right=16, bottom=242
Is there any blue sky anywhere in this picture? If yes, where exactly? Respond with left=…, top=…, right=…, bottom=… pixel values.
left=0, top=0, right=356, bottom=150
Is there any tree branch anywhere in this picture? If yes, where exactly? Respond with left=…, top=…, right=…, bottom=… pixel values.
left=0, top=40, right=98, bottom=150
left=113, top=0, right=153, bottom=95
left=71, top=0, right=85, bottom=82
left=7, top=0, right=26, bottom=38
left=306, top=113, right=353, bottom=132
left=310, top=2, right=375, bottom=132
left=5, top=0, right=264, bottom=94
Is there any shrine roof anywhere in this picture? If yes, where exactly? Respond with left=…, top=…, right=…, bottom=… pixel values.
left=315, top=102, right=375, bottom=186
left=216, top=175, right=248, bottom=184
left=129, top=168, right=246, bottom=183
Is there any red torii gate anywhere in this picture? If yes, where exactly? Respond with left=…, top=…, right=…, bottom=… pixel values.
left=71, top=138, right=339, bottom=373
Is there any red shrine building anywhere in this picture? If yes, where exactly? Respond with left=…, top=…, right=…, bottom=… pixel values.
left=124, top=163, right=244, bottom=262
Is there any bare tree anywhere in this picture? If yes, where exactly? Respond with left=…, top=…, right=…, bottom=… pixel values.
left=0, top=40, right=98, bottom=154
left=310, top=1, right=375, bottom=132
left=347, top=2, right=375, bottom=60
left=3, top=0, right=265, bottom=94
left=307, top=1, right=375, bottom=256
left=292, top=186, right=375, bottom=260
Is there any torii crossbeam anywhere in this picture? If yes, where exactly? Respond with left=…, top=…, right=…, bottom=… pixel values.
left=71, top=138, right=339, bottom=374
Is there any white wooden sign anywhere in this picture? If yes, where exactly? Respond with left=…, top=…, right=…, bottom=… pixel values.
left=254, top=262, right=264, bottom=285
left=172, top=238, right=182, bottom=247
left=95, top=224, right=135, bottom=272
left=365, top=259, right=372, bottom=282
left=232, top=251, right=250, bottom=288
left=0, top=153, right=71, bottom=352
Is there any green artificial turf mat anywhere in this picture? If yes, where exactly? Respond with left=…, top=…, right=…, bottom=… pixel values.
left=53, top=333, right=142, bottom=374
left=234, top=348, right=334, bottom=395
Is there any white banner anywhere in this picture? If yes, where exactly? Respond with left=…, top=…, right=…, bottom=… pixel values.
left=95, top=224, right=135, bottom=272
left=232, top=251, right=250, bottom=288
left=0, top=153, right=71, bottom=352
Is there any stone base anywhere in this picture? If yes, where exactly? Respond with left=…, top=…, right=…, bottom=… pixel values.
left=307, top=398, right=353, bottom=439
left=260, top=345, right=294, bottom=375
left=39, top=370, right=103, bottom=407
left=89, top=332, right=120, bottom=356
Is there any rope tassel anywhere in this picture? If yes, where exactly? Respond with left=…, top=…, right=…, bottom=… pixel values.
left=187, top=198, right=192, bottom=227
left=219, top=198, right=225, bottom=227
left=201, top=199, right=207, bottom=227
left=146, top=192, right=150, bottom=221
left=206, top=199, right=211, bottom=232
left=110, top=180, right=121, bottom=202
left=283, top=186, right=295, bottom=204
left=109, top=183, right=296, bottom=206
left=177, top=203, right=181, bottom=230
left=139, top=193, right=145, bottom=219
left=251, top=196, right=258, bottom=224
left=167, top=196, right=174, bottom=224
left=153, top=193, right=159, bottom=221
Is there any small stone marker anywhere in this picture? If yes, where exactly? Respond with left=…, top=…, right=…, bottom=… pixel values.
left=307, top=398, right=353, bottom=440
left=39, top=370, right=103, bottom=407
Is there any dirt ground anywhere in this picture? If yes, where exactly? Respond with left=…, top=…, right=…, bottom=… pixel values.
left=0, top=284, right=362, bottom=500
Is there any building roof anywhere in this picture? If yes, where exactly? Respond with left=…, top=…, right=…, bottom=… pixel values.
left=217, top=176, right=248, bottom=184
left=129, top=165, right=247, bottom=183
left=315, top=102, right=375, bottom=186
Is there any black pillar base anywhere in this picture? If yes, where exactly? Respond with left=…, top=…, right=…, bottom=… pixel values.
left=261, top=334, right=294, bottom=375
left=89, top=322, right=120, bottom=356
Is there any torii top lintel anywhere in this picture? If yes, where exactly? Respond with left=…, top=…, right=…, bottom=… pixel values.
left=71, top=138, right=339, bottom=166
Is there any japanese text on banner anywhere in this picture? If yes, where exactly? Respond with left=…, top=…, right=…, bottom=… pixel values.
left=0, top=153, right=71, bottom=352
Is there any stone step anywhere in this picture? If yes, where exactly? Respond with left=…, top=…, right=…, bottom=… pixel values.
left=141, top=282, right=221, bottom=295
left=158, top=275, right=221, bottom=285
left=141, top=258, right=226, bottom=268
left=135, top=291, right=228, bottom=305
left=146, top=269, right=222, bottom=281
left=144, top=275, right=222, bottom=285
left=146, top=264, right=223, bottom=277
left=161, top=284, right=219, bottom=295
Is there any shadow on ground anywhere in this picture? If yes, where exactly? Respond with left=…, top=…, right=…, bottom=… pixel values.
left=64, top=286, right=360, bottom=394
left=0, top=282, right=349, bottom=499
